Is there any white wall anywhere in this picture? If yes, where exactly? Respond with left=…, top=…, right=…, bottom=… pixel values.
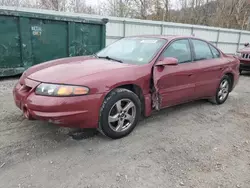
left=105, top=18, right=250, bottom=54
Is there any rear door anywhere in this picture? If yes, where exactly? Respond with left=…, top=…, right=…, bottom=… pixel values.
left=190, top=39, right=226, bottom=98
left=153, top=39, right=198, bottom=109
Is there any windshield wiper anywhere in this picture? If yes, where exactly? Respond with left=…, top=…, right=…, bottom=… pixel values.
left=98, top=56, right=123, bottom=63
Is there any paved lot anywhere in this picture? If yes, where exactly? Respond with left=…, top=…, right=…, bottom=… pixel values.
left=0, top=75, right=250, bottom=188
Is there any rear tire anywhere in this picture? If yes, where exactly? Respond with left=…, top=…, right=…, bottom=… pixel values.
left=98, top=88, right=141, bottom=139
left=210, top=75, right=231, bottom=105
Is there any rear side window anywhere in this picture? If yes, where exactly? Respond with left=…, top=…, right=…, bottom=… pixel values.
left=162, top=39, right=192, bottom=64
left=192, top=39, right=213, bottom=61
left=210, top=45, right=220, bottom=58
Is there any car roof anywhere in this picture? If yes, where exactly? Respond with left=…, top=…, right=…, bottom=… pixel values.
left=126, top=35, right=198, bottom=41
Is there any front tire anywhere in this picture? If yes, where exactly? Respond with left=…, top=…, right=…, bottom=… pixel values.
left=210, top=75, right=231, bottom=105
left=99, top=88, right=141, bottom=139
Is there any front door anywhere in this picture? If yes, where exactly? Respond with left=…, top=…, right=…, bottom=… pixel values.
left=153, top=39, right=197, bottom=109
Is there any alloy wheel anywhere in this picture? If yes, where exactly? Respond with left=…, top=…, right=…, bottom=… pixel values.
left=108, top=99, right=136, bottom=132
left=218, top=79, right=229, bottom=101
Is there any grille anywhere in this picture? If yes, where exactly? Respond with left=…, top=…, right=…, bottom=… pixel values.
left=242, top=53, right=250, bottom=59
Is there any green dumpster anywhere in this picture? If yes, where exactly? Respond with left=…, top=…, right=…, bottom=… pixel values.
left=0, top=6, right=108, bottom=77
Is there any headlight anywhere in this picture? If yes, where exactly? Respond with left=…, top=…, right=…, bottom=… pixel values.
left=35, top=83, right=89, bottom=96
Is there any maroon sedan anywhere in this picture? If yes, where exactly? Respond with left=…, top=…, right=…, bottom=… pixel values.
left=13, top=36, right=240, bottom=139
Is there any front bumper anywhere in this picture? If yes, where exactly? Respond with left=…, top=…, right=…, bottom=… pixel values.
left=13, top=79, right=103, bottom=128
left=240, top=63, right=250, bottom=71
left=239, top=59, right=250, bottom=71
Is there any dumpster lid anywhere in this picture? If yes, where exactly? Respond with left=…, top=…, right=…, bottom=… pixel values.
left=0, top=6, right=109, bottom=24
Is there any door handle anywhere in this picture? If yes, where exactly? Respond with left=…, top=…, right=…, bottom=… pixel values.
left=188, top=74, right=193, bottom=77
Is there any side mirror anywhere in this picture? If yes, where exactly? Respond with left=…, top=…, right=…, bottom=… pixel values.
left=244, top=43, right=249, bottom=47
left=156, top=57, right=178, bottom=66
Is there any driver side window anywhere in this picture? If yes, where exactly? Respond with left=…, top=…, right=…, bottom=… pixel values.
left=162, top=39, right=192, bottom=64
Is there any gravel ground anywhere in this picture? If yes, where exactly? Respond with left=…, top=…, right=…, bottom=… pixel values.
left=0, top=75, right=250, bottom=188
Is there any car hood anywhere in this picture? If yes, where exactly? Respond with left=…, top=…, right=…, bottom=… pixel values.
left=239, top=47, right=250, bottom=53
left=27, top=57, right=135, bottom=83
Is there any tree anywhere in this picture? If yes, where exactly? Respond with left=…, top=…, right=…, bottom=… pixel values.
left=1, top=0, right=250, bottom=30
left=133, top=0, right=151, bottom=19
left=38, top=0, right=66, bottom=11
left=234, top=0, right=250, bottom=29
left=163, top=0, right=169, bottom=21
left=0, top=0, right=19, bottom=6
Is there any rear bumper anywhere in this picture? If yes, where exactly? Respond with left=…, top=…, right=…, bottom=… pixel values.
left=13, top=82, right=104, bottom=128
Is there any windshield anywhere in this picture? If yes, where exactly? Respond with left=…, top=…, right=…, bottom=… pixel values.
left=97, top=37, right=166, bottom=65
